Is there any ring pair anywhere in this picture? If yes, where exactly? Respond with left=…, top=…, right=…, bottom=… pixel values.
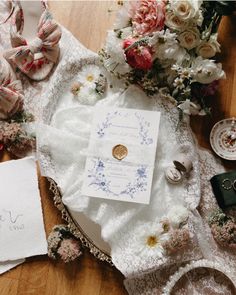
left=222, top=179, right=236, bottom=191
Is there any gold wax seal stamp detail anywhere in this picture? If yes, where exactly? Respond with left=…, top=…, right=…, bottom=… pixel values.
left=112, top=144, right=128, bottom=161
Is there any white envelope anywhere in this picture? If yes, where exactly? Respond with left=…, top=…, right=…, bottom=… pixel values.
left=0, top=157, right=47, bottom=261
left=0, top=259, right=25, bottom=275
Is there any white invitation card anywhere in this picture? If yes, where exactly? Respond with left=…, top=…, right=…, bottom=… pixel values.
left=82, top=107, right=161, bottom=204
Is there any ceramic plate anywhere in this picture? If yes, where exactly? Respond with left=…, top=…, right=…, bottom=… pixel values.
left=210, top=118, right=236, bottom=161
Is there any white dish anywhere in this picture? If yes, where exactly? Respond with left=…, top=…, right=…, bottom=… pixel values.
left=210, top=118, right=236, bottom=161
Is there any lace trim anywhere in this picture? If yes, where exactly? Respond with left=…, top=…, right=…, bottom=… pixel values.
left=162, top=259, right=236, bottom=295
left=47, top=177, right=113, bottom=265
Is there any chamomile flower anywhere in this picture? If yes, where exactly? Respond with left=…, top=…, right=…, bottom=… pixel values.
left=78, top=65, right=102, bottom=89
left=132, top=222, right=170, bottom=258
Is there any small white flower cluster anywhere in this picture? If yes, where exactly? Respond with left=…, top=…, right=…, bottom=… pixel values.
left=100, top=0, right=226, bottom=116
left=70, top=65, right=107, bottom=105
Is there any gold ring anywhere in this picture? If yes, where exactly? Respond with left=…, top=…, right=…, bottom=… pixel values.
left=222, top=178, right=232, bottom=190
left=112, top=144, right=128, bottom=161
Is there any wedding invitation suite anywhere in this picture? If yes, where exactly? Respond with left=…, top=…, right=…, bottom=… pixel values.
left=82, top=107, right=161, bottom=204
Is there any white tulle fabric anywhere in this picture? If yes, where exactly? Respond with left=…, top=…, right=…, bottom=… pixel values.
left=37, top=82, right=203, bottom=275
left=1, top=1, right=236, bottom=293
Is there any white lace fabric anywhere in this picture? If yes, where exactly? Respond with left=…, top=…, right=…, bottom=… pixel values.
left=1, top=1, right=236, bottom=293
left=125, top=149, right=236, bottom=294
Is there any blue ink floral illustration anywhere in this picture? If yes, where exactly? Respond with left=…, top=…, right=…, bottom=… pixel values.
left=120, top=165, right=148, bottom=198
left=88, top=158, right=118, bottom=196
left=96, top=111, right=118, bottom=138
left=87, top=159, right=148, bottom=199
left=96, top=110, right=154, bottom=145
left=135, top=112, right=153, bottom=145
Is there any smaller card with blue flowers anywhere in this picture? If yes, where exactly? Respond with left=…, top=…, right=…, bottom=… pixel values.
left=82, top=106, right=161, bottom=204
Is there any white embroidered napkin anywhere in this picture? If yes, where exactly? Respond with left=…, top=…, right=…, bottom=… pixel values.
left=0, top=157, right=47, bottom=261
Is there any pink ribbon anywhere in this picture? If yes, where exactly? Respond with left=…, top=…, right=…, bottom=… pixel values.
left=5, top=10, right=61, bottom=74
left=0, top=59, right=23, bottom=119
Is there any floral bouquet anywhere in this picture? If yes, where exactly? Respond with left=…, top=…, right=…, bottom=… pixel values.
left=100, top=0, right=235, bottom=117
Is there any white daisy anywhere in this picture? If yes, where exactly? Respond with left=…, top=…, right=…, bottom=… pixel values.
left=78, top=65, right=102, bottom=89
left=132, top=222, right=170, bottom=258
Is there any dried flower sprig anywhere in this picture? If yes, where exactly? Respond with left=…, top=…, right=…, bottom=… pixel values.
left=208, top=209, right=236, bottom=250
left=0, top=121, right=35, bottom=157
left=47, top=225, right=82, bottom=263
left=162, top=228, right=190, bottom=254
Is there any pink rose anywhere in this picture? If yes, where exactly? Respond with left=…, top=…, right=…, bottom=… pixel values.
left=123, top=38, right=153, bottom=70
left=131, top=0, right=166, bottom=36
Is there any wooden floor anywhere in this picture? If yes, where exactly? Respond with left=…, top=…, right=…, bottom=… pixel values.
left=0, top=1, right=236, bottom=295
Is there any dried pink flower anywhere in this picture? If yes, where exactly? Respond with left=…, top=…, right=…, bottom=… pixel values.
left=161, top=218, right=171, bottom=233
left=162, top=228, right=190, bottom=254
left=211, top=221, right=236, bottom=250
left=71, top=82, right=81, bottom=96
left=131, top=0, right=166, bottom=36
left=0, top=122, right=21, bottom=144
left=8, top=137, right=35, bottom=158
left=57, top=238, right=82, bottom=263
left=0, top=122, right=35, bottom=157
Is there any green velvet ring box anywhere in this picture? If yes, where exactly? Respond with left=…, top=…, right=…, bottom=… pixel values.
left=210, top=171, right=236, bottom=209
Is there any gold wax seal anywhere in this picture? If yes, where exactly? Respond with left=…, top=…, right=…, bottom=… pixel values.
left=112, top=144, right=128, bottom=161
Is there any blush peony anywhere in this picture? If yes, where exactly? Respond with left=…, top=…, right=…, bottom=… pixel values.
left=123, top=38, right=153, bottom=70
left=131, top=0, right=166, bottom=36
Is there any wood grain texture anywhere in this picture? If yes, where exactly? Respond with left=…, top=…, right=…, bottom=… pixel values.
left=0, top=1, right=235, bottom=295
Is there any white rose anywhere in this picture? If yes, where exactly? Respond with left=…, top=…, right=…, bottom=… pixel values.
left=192, top=57, right=226, bottom=84
left=178, top=27, right=200, bottom=50
left=196, top=34, right=221, bottom=58
left=170, top=0, right=202, bottom=21
left=167, top=205, right=189, bottom=228
left=156, top=42, right=187, bottom=64
left=165, top=11, right=188, bottom=31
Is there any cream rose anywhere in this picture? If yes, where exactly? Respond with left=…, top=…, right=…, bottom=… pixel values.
left=170, top=0, right=202, bottom=21
left=165, top=11, right=187, bottom=31
left=178, top=27, right=200, bottom=50
left=196, top=34, right=221, bottom=58
left=192, top=57, right=225, bottom=84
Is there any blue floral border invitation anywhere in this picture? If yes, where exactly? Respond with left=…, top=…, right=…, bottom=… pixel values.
left=82, top=106, right=161, bottom=204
